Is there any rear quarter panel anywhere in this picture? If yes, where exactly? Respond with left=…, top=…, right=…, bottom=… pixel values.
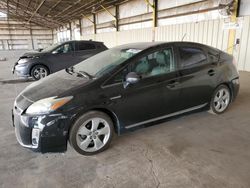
left=215, top=52, right=239, bottom=100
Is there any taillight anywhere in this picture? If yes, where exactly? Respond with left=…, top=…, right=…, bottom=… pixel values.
left=232, top=57, right=239, bottom=73
left=233, top=57, right=237, bottom=68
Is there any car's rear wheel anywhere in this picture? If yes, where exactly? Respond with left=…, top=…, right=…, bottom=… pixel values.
left=210, top=85, right=231, bottom=114
left=69, top=111, right=114, bottom=155
left=31, top=65, right=49, bottom=80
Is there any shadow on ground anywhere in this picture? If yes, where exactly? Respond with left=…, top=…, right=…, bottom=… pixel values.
left=0, top=78, right=34, bottom=84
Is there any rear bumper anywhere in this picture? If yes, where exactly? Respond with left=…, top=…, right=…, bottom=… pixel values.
left=231, top=78, right=240, bottom=101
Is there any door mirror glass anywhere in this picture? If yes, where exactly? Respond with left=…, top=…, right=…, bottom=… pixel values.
left=123, top=72, right=140, bottom=88
left=52, top=43, right=73, bottom=54
left=52, top=48, right=63, bottom=54
left=52, top=50, right=59, bottom=54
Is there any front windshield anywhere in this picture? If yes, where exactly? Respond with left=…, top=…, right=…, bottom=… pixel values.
left=73, top=47, right=141, bottom=78
left=42, top=43, right=62, bottom=52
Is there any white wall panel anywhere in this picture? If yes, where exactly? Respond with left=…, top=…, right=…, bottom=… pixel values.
left=81, top=16, right=250, bottom=72
left=236, top=16, right=250, bottom=71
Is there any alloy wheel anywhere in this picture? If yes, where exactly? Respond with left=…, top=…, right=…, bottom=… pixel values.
left=213, top=88, right=230, bottom=113
left=33, top=67, right=48, bottom=79
left=76, top=117, right=111, bottom=152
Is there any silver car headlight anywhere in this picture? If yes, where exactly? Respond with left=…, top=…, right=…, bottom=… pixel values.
left=26, top=96, right=73, bottom=115
left=18, top=58, right=29, bottom=64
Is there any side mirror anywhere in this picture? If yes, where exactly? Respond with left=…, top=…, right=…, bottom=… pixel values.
left=52, top=50, right=62, bottom=54
left=123, top=72, right=140, bottom=88
left=38, top=48, right=43, bottom=52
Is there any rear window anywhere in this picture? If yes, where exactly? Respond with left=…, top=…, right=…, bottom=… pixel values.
left=77, top=42, right=96, bottom=51
left=178, top=47, right=207, bottom=68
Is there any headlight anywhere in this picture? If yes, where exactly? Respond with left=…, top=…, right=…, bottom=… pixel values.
left=18, top=58, right=29, bottom=64
left=26, top=96, right=73, bottom=115
left=18, top=56, right=39, bottom=64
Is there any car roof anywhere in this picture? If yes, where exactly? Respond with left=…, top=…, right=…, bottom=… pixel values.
left=61, top=40, right=103, bottom=44
left=114, top=42, right=165, bottom=50
left=113, top=41, right=211, bottom=50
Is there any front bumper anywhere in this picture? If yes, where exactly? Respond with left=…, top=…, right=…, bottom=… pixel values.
left=12, top=106, right=72, bottom=153
left=12, top=63, right=30, bottom=78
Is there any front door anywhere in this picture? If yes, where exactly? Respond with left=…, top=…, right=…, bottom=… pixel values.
left=47, top=42, right=76, bottom=72
left=102, top=46, right=180, bottom=129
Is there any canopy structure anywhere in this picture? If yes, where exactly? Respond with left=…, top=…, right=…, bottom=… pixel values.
left=0, top=0, right=129, bottom=28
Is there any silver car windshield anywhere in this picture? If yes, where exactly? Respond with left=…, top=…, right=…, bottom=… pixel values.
left=74, top=48, right=142, bottom=78
left=42, top=43, right=62, bottom=52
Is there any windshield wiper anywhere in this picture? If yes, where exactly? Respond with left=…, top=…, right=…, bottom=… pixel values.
left=65, top=67, right=74, bottom=75
left=65, top=67, right=94, bottom=79
left=78, top=71, right=95, bottom=79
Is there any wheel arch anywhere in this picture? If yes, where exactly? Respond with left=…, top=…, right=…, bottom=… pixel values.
left=90, top=108, right=121, bottom=135
left=70, top=107, right=121, bottom=135
left=216, top=82, right=234, bottom=102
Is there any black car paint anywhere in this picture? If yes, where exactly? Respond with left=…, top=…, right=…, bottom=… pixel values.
left=13, top=40, right=108, bottom=77
left=13, top=42, right=240, bottom=153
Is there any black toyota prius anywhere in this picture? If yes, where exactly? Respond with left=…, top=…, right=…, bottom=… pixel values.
left=12, top=42, right=239, bottom=155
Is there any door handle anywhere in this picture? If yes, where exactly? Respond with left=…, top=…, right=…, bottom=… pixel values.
left=166, top=80, right=179, bottom=89
left=208, top=69, right=215, bottom=76
left=110, top=95, right=122, bottom=100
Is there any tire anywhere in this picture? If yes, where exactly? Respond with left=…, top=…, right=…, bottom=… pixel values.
left=69, top=111, right=114, bottom=155
left=31, top=65, right=49, bottom=80
left=210, top=84, right=231, bottom=114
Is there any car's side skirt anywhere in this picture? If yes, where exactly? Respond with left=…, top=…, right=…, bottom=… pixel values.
left=125, top=103, right=208, bottom=129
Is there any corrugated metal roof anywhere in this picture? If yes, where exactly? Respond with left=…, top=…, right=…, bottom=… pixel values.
left=0, top=0, right=129, bottom=28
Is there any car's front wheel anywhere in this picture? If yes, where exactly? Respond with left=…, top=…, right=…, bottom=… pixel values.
left=210, top=85, right=231, bottom=114
left=69, top=111, right=114, bottom=155
left=31, top=65, right=49, bottom=80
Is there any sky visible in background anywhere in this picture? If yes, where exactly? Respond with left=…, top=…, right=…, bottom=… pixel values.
left=0, top=12, right=7, bottom=17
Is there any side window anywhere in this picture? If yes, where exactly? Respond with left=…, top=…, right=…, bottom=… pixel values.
left=77, top=42, right=96, bottom=51
left=208, top=51, right=219, bottom=63
left=132, top=48, right=175, bottom=78
left=178, top=47, right=207, bottom=68
left=105, top=48, right=175, bottom=86
left=53, top=43, right=73, bottom=54
left=105, top=66, right=129, bottom=85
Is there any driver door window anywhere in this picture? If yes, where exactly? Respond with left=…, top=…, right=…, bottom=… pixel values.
left=53, top=43, right=74, bottom=54
left=132, top=48, right=175, bottom=78
left=105, top=47, right=175, bottom=86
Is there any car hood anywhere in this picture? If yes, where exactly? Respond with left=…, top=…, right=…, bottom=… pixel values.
left=16, top=70, right=90, bottom=110
left=20, top=51, right=47, bottom=58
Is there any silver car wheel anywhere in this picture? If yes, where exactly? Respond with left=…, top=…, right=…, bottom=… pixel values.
left=213, top=88, right=230, bottom=113
left=76, top=117, right=111, bottom=152
left=33, top=67, right=48, bottom=79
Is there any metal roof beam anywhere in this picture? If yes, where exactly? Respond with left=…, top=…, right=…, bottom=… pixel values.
left=27, top=0, right=46, bottom=23
left=42, top=0, right=62, bottom=16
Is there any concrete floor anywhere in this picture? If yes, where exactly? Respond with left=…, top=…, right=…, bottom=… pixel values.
left=1, top=50, right=250, bottom=188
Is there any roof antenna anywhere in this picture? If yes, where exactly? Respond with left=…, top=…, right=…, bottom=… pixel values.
left=182, top=33, right=187, bottom=41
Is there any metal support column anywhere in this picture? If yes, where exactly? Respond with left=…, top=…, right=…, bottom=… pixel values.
left=79, top=19, right=82, bottom=36
left=153, top=0, right=158, bottom=28
left=115, top=5, right=119, bottom=31
left=69, top=22, right=72, bottom=40
left=93, top=13, right=97, bottom=34
left=29, top=25, right=34, bottom=50
left=144, top=0, right=158, bottom=41
left=227, top=0, right=239, bottom=54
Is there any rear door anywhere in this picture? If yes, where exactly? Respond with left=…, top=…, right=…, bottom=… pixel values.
left=176, top=44, right=217, bottom=109
left=74, top=42, right=100, bottom=64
